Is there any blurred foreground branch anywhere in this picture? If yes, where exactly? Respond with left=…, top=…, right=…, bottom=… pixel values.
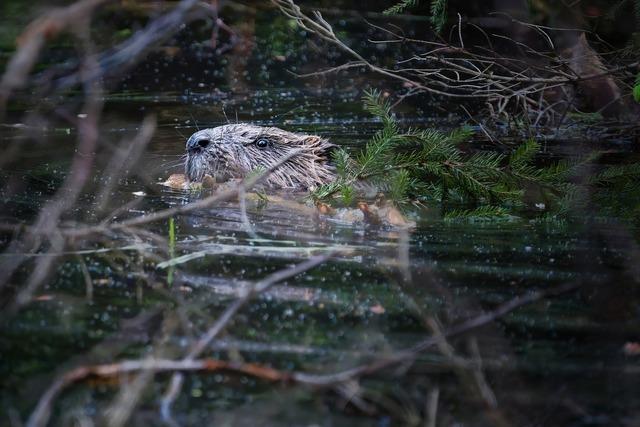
left=0, top=0, right=220, bottom=315
left=159, top=252, right=334, bottom=422
left=0, top=148, right=303, bottom=316
left=27, top=280, right=580, bottom=427
left=0, top=0, right=110, bottom=118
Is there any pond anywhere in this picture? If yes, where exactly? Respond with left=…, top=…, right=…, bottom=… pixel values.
left=1, top=1, right=639, bottom=426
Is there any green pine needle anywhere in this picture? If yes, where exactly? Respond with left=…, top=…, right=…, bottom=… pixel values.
left=446, top=125, right=474, bottom=145
left=444, top=205, right=512, bottom=222
left=383, top=0, right=420, bottom=15
left=430, top=0, right=448, bottom=33
left=389, top=169, right=412, bottom=204
left=509, top=139, right=540, bottom=171
left=310, top=182, right=342, bottom=201
left=333, top=148, right=354, bottom=178
left=590, top=163, right=640, bottom=184
left=633, top=72, right=640, bottom=103
left=340, top=184, right=355, bottom=205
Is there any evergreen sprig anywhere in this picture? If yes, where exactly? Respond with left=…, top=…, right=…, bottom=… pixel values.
left=383, top=0, right=420, bottom=15
left=430, top=0, right=448, bottom=33
left=444, top=205, right=512, bottom=222
left=590, top=163, right=640, bottom=183
left=311, top=90, right=587, bottom=220
left=383, top=0, right=448, bottom=33
left=313, top=90, right=639, bottom=225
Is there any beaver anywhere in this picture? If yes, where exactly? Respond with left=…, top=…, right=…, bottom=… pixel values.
left=184, top=124, right=336, bottom=189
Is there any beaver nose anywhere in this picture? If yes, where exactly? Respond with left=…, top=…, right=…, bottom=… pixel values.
left=187, top=138, right=210, bottom=153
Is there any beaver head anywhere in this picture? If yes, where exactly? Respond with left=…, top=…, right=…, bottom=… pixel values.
left=185, top=124, right=336, bottom=189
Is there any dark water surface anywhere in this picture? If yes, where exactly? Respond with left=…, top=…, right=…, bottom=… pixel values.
left=1, top=2, right=640, bottom=426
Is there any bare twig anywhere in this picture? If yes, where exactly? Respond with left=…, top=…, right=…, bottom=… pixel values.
left=425, top=388, right=439, bottom=427
left=0, top=148, right=304, bottom=246
left=46, top=0, right=211, bottom=92
left=272, top=0, right=638, bottom=124
left=73, top=148, right=304, bottom=236
left=76, top=254, right=93, bottom=302
left=238, top=184, right=259, bottom=239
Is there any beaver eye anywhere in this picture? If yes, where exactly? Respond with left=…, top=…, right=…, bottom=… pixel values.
left=255, top=139, right=270, bottom=149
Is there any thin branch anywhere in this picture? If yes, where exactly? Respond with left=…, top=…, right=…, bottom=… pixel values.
left=49, top=0, right=209, bottom=92
left=0, top=27, right=104, bottom=312
left=272, top=0, right=637, bottom=124
left=292, top=280, right=581, bottom=385
left=27, top=359, right=292, bottom=427
left=159, top=252, right=334, bottom=420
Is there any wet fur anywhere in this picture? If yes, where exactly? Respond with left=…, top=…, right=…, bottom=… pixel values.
left=185, top=124, right=336, bottom=188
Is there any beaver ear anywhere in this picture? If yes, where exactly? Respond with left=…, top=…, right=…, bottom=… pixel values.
left=297, top=135, right=328, bottom=149
left=300, top=135, right=336, bottom=158
left=322, top=143, right=337, bottom=160
left=300, top=136, right=322, bottom=145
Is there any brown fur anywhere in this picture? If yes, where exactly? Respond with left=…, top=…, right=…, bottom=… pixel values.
left=185, top=124, right=336, bottom=188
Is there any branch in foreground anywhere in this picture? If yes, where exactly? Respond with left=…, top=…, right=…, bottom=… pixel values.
left=0, top=148, right=304, bottom=319
left=26, top=359, right=291, bottom=427
left=27, top=280, right=580, bottom=427
left=159, top=251, right=334, bottom=422
left=0, top=0, right=109, bottom=117
left=291, top=280, right=582, bottom=385
left=0, top=0, right=217, bottom=315
left=49, top=0, right=210, bottom=92
left=68, top=148, right=305, bottom=237
left=0, top=35, right=104, bottom=314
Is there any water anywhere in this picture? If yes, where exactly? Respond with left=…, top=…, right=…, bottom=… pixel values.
left=1, top=2, right=640, bottom=426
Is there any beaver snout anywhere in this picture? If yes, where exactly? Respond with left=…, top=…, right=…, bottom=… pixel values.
left=186, top=137, right=210, bottom=154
